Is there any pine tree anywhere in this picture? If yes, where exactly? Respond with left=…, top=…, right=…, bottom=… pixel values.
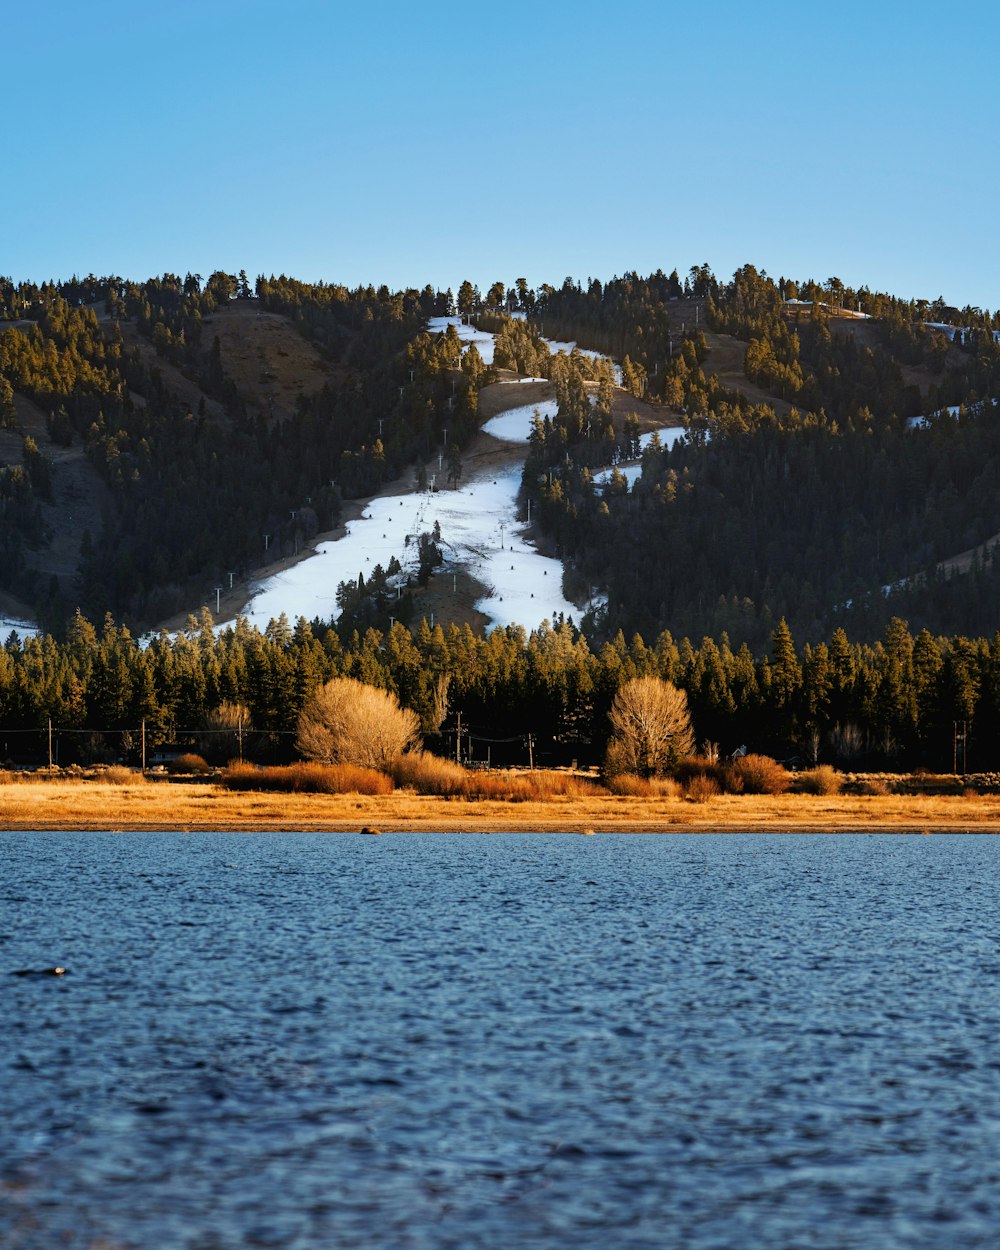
left=457, top=281, right=477, bottom=319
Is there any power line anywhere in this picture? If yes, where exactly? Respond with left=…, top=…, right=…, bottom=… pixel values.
left=466, top=732, right=530, bottom=745
left=0, top=725, right=297, bottom=736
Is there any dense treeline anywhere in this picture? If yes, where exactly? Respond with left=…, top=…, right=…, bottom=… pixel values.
left=530, top=383, right=1000, bottom=648
left=0, top=612, right=994, bottom=775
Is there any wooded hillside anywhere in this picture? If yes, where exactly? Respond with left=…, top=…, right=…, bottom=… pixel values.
left=518, top=266, right=1000, bottom=649
left=0, top=273, right=474, bottom=630
left=2, top=263, right=999, bottom=659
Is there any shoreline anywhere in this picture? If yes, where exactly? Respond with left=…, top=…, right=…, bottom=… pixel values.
left=2, top=781, right=999, bottom=834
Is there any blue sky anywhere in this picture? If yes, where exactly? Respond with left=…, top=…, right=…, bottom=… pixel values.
left=6, top=0, right=999, bottom=309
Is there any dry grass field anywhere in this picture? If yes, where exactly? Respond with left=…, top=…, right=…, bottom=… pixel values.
left=204, top=302, right=336, bottom=421
left=477, top=378, right=553, bottom=420
left=1, top=776, right=998, bottom=834
left=700, top=330, right=794, bottom=417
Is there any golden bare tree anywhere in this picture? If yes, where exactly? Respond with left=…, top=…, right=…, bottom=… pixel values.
left=198, top=701, right=251, bottom=763
left=296, top=678, right=420, bottom=770
left=606, top=677, right=694, bottom=777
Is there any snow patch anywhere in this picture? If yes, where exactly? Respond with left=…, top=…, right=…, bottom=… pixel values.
left=639, top=427, right=686, bottom=451
left=427, top=315, right=496, bottom=365
left=0, top=617, right=39, bottom=642
left=483, top=400, right=558, bottom=444
left=925, top=321, right=961, bottom=341
left=908, top=405, right=961, bottom=430
left=592, top=427, right=688, bottom=487
left=592, top=463, right=644, bottom=489
left=541, top=336, right=622, bottom=385
left=908, top=399, right=996, bottom=430
left=925, top=322, right=1000, bottom=345
left=429, top=313, right=622, bottom=382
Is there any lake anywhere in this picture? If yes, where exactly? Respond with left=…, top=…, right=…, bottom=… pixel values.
left=2, top=831, right=997, bottom=1248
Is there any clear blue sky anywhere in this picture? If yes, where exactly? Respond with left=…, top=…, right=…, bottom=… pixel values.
left=7, top=0, right=999, bottom=309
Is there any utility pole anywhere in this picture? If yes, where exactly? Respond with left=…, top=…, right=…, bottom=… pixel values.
left=237, top=716, right=244, bottom=764
left=215, top=587, right=222, bottom=614
left=527, top=733, right=534, bottom=770
left=141, top=719, right=146, bottom=774
left=48, top=718, right=53, bottom=770
left=456, top=711, right=462, bottom=764
left=954, top=720, right=968, bottom=773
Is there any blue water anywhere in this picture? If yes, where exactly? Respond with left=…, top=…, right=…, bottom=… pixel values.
left=1, top=831, right=998, bottom=1249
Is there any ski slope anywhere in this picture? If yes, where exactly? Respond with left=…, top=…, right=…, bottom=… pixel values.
left=229, top=317, right=623, bottom=632
left=234, top=463, right=581, bottom=632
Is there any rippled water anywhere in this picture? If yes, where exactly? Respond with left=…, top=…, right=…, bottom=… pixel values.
left=2, top=831, right=998, bottom=1249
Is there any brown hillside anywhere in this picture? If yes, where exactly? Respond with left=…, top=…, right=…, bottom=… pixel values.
left=478, top=378, right=553, bottom=420
left=783, top=310, right=967, bottom=399
left=114, top=321, right=227, bottom=419
left=609, top=388, right=682, bottom=431
left=203, top=302, right=334, bottom=420
left=700, top=331, right=793, bottom=417
left=113, top=302, right=338, bottom=423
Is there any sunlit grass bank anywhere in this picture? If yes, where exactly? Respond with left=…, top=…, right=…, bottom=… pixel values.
left=222, top=760, right=394, bottom=795
left=1, top=769, right=998, bottom=833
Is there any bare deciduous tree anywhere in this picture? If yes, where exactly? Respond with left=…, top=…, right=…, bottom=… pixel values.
left=296, top=678, right=420, bottom=770
left=606, top=677, right=694, bottom=777
left=427, top=672, right=450, bottom=734
left=198, top=701, right=251, bottom=764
